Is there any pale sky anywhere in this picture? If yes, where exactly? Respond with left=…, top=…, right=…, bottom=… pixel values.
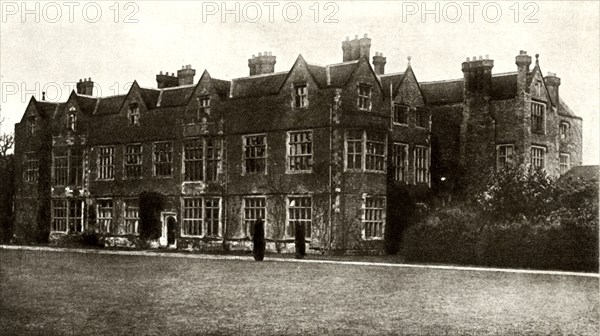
left=1, top=1, right=598, bottom=164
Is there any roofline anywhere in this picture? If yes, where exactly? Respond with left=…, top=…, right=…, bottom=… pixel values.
left=378, top=71, right=405, bottom=78
left=326, top=60, right=359, bottom=68
left=492, top=71, right=518, bottom=77
left=231, top=71, right=288, bottom=81
left=420, top=78, right=464, bottom=84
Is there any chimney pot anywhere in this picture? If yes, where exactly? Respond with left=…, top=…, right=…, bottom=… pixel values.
left=42, top=92, right=46, bottom=101
left=466, top=57, right=470, bottom=61
left=88, top=77, right=91, bottom=81
left=363, top=33, right=368, bottom=38
left=345, top=36, right=349, bottom=41
left=520, top=50, right=527, bottom=55
left=258, top=52, right=262, bottom=56
left=485, top=54, right=489, bottom=59
left=354, top=34, right=358, bottom=39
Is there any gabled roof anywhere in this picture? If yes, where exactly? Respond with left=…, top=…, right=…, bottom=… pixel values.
left=158, top=84, right=196, bottom=108
left=73, top=92, right=99, bottom=115
left=326, top=60, right=358, bottom=87
left=306, top=63, right=327, bottom=87
left=558, top=98, right=582, bottom=120
left=95, top=95, right=127, bottom=115
left=379, top=72, right=406, bottom=97
left=230, top=72, right=288, bottom=99
left=139, top=87, right=161, bottom=109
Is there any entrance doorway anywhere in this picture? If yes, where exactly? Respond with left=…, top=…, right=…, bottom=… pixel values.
left=160, top=212, right=177, bottom=247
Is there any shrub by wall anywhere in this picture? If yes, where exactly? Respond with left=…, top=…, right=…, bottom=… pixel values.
left=138, top=192, right=164, bottom=241
left=403, top=207, right=599, bottom=272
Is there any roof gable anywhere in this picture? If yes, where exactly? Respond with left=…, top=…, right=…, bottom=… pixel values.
left=230, top=71, right=288, bottom=99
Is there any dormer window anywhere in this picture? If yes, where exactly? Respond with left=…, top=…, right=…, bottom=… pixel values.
left=68, top=113, right=77, bottom=131
left=128, top=102, right=140, bottom=125
left=560, top=122, right=569, bottom=140
left=294, top=84, right=308, bottom=108
left=27, top=117, right=36, bottom=135
left=197, top=96, right=210, bottom=119
left=357, top=83, right=372, bottom=111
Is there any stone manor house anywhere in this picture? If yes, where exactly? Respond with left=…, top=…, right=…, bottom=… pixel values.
left=13, top=34, right=583, bottom=252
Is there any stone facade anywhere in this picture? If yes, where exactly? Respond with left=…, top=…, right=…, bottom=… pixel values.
left=13, top=39, right=582, bottom=252
left=13, top=34, right=431, bottom=253
left=423, top=51, right=583, bottom=194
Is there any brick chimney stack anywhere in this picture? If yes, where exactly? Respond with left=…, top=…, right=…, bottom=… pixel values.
left=462, top=55, right=494, bottom=95
left=156, top=71, right=178, bottom=89
left=544, top=71, right=561, bottom=105
left=515, top=50, right=532, bottom=94
left=248, top=52, right=276, bottom=76
left=372, top=52, right=387, bottom=75
left=177, top=64, right=196, bottom=86
left=342, top=33, right=371, bottom=62
left=76, top=78, right=94, bottom=96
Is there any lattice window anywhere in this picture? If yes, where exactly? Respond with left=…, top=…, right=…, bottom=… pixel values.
left=560, top=153, right=570, bottom=175
left=182, top=198, right=203, bottom=236
left=97, top=199, right=113, bottom=233
left=530, top=146, right=546, bottom=169
left=182, top=197, right=221, bottom=237
left=206, top=138, right=222, bottom=181
left=184, top=139, right=204, bottom=181
left=392, top=143, right=408, bottom=182
left=243, top=197, right=266, bottom=237
left=204, top=198, right=220, bottom=238
left=153, top=142, right=172, bottom=177
left=393, top=104, right=408, bottom=124
left=129, top=103, right=140, bottom=125
left=25, top=152, right=38, bottom=183
left=560, top=122, right=569, bottom=140
left=68, top=113, right=77, bottom=131
left=346, top=130, right=363, bottom=171
left=97, top=146, right=114, bottom=180
left=68, top=200, right=83, bottom=233
left=294, top=84, right=308, bottom=108
left=531, top=102, right=546, bottom=134
left=496, top=145, right=514, bottom=170
left=197, top=96, right=211, bottom=117
left=366, top=133, right=386, bottom=172
left=415, top=146, right=430, bottom=183
left=287, top=196, right=312, bottom=239
left=51, top=199, right=68, bottom=232
left=69, top=148, right=83, bottom=186
left=27, top=117, right=36, bottom=135
left=416, top=108, right=428, bottom=128
left=183, top=138, right=222, bottom=182
left=123, top=199, right=139, bottom=234
left=53, top=148, right=69, bottom=186
left=288, top=130, right=313, bottom=172
left=364, top=196, right=385, bottom=239
left=243, top=135, right=266, bottom=174
left=357, top=83, right=371, bottom=111
left=124, top=144, right=142, bottom=179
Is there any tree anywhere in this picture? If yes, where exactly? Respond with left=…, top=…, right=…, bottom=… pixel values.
left=0, top=115, right=14, bottom=243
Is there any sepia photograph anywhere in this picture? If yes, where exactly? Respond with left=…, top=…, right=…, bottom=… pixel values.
left=0, top=1, right=598, bottom=335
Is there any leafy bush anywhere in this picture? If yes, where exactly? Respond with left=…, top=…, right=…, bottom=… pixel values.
left=253, top=218, right=265, bottom=261
left=138, top=192, right=164, bottom=240
left=82, top=230, right=100, bottom=247
left=294, top=221, right=306, bottom=259
left=404, top=166, right=599, bottom=272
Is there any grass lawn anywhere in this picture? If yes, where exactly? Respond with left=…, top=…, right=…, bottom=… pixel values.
left=0, top=249, right=598, bottom=335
